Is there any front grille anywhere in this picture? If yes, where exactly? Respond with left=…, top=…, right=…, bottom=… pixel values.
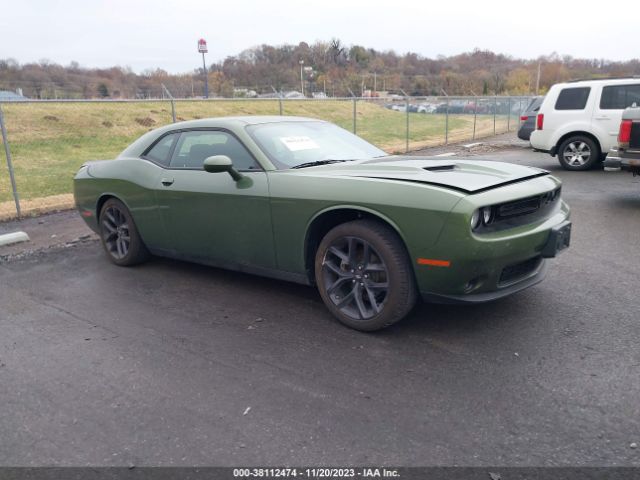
left=499, top=256, right=542, bottom=286
left=477, top=188, right=561, bottom=233
left=495, top=188, right=560, bottom=221
left=630, top=123, right=640, bottom=149
left=497, top=197, right=540, bottom=217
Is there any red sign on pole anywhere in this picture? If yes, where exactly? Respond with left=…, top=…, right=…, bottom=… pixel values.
left=198, top=38, right=208, bottom=53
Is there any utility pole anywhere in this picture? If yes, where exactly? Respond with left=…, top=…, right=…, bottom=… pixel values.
left=535, top=61, right=541, bottom=96
left=299, top=60, right=304, bottom=96
left=198, top=38, right=209, bottom=98
left=373, top=72, right=377, bottom=95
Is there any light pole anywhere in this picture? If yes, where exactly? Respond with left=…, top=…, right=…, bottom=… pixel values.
left=299, top=60, right=304, bottom=96
left=198, top=38, right=209, bottom=98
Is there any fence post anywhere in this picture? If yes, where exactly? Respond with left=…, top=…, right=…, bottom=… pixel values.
left=162, top=84, right=176, bottom=123
left=445, top=97, right=450, bottom=145
left=472, top=97, right=478, bottom=141
left=493, top=96, right=497, bottom=135
left=353, top=97, right=357, bottom=134
left=347, top=88, right=356, bottom=134
left=0, top=103, right=21, bottom=217
left=270, top=86, right=283, bottom=115
left=405, top=93, right=410, bottom=152
left=507, top=97, right=511, bottom=132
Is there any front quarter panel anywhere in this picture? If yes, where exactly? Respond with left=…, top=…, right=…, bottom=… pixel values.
left=267, top=172, right=464, bottom=275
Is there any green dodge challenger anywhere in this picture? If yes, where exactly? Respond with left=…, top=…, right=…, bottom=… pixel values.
left=74, top=116, right=571, bottom=331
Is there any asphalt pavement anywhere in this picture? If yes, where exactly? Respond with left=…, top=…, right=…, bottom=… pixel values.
left=0, top=143, right=639, bottom=466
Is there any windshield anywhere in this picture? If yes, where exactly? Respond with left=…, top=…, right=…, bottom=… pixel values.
left=246, top=121, right=387, bottom=169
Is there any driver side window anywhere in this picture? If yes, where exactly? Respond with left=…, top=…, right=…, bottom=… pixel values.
left=169, top=130, right=259, bottom=170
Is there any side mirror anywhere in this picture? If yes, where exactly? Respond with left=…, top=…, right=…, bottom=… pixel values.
left=203, top=155, right=243, bottom=181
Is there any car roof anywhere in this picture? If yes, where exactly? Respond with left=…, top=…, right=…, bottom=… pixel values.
left=165, top=115, right=322, bottom=129
left=553, top=78, right=640, bottom=88
left=118, top=116, right=325, bottom=160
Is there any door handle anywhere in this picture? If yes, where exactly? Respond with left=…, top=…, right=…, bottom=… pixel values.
left=161, top=178, right=174, bottom=186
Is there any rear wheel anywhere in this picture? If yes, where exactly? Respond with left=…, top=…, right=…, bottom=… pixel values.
left=99, top=198, right=150, bottom=266
left=314, top=220, right=417, bottom=331
left=557, top=135, right=600, bottom=170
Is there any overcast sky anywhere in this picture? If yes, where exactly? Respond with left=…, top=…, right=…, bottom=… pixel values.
left=0, top=0, right=637, bottom=73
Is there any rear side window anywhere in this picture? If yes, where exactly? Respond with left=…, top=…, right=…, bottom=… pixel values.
left=600, top=84, right=640, bottom=109
left=555, top=87, right=590, bottom=110
left=144, top=133, right=178, bottom=166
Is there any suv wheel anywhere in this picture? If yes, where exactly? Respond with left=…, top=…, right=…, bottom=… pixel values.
left=557, top=136, right=600, bottom=171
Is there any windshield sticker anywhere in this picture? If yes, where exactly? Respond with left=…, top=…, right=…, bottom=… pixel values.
left=280, top=136, right=320, bottom=151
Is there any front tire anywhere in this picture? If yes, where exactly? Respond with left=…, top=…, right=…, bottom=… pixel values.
left=557, top=135, right=600, bottom=170
left=99, top=198, right=150, bottom=266
left=314, top=220, right=417, bottom=331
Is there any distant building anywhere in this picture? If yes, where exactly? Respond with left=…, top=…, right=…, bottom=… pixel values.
left=0, top=90, right=27, bottom=101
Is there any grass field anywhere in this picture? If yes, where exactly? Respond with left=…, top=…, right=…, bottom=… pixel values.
left=0, top=99, right=513, bottom=215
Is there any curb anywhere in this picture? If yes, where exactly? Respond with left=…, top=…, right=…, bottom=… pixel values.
left=0, top=231, right=30, bottom=247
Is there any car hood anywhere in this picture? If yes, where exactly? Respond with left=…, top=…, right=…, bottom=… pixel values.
left=293, top=156, right=550, bottom=194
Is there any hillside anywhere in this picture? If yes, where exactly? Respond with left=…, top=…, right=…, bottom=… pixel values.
left=2, top=42, right=639, bottom=99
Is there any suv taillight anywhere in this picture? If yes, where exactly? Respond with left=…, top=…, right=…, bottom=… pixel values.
left=520, top=115, right=528, bottom=121
left=618, top=119, right=632, bottom=144
left=536, top=113, right=544, bottom=130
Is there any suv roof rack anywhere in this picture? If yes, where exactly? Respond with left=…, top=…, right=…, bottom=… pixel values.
left=566, top=76, right=640, bottom=83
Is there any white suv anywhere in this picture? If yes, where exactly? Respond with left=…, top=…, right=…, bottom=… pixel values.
left=530, top=78, right=640, bottom=170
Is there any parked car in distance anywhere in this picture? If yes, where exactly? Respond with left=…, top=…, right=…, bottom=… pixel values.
left=435, top=101, right=466, bottom=114
left=530, top=78, right=640, bottom=170
left=518, top=96, right=544, bottom=141
left=603, top=105, right=640, bottom=177
left=417, top=103, right=437, bottom=114
left=74, top=116, right=571, bottom=331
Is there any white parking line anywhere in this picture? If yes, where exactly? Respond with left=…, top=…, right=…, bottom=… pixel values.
left=0, top=231, right=30, bottom=247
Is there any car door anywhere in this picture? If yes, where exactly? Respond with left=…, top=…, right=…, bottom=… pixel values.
left=593, top=83, right=640, bottom=151
left=155, top=128, right=276, bottom=270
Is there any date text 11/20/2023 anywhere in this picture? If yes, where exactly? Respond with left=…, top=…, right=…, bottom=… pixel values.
left=232, top=467, right=400, bottom=478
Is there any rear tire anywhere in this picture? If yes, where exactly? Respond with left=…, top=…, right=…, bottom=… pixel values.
left=314, top=219, right=417, bottom=332
left=99, top=198, right=150, bottom=266
left=557, top=135, right=600, bottom=171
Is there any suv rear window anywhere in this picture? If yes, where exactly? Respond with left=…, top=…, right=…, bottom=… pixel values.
left=555, top=87, right=590, bottom=110
left=600, top=84, right=640, bottom=110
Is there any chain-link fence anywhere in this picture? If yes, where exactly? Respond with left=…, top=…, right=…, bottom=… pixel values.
left=0, top=95, right=531, bottom=219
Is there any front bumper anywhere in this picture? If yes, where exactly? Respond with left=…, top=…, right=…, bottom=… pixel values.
left=412, top=176, right=570, bottom=304
left=419, top=220, right=570, bottom=304
left=422, top=260, right=548, bottom=304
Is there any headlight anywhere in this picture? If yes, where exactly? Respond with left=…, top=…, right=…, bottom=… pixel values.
left=471, top=206, right=494, bottom=231
left=482, top=207, right=493, bottom=225
left=470, top=209, right=482, bottom=230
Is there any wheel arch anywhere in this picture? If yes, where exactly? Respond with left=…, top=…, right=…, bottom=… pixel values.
left=95, top=193, right=137, bottom=223
left=303, top=206, right=408, bottom=285
left=555, top=131, right=603, bottom=156
left=97, top=193, right=123, bottom=219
